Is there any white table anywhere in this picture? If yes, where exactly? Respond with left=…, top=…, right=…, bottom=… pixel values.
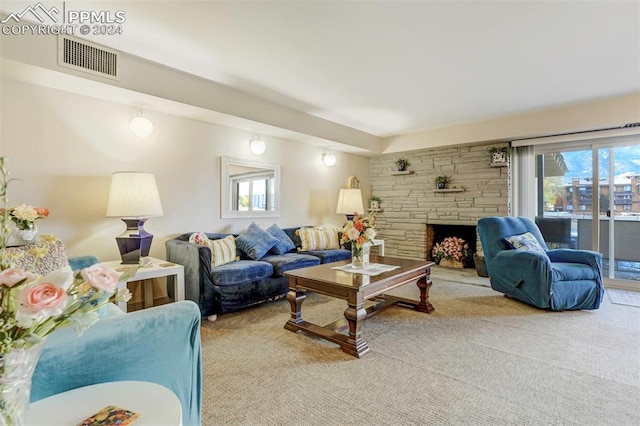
left=371, top=239, right=385, bottom=256
left=100, top=257, right=185, bottom=312
left=27, top=380, right=182, bottom=425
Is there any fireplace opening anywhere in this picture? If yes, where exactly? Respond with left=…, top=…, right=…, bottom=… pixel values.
left=426, top=224, right=477, bottom=262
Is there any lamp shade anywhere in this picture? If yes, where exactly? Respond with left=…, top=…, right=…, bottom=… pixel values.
left=106, top=172, right=163, bottom=218
left=336, top=188, right=364, bottom=215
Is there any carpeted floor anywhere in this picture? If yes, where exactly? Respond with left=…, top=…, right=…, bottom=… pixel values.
left=199, top=267, right=640, bottom=425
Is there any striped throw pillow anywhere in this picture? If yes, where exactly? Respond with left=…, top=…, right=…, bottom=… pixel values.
left=209, top=235, right=239, bottom=267
left=296, top=227, right=340, bottom=251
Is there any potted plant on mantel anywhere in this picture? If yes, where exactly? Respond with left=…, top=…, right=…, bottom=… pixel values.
left=434, top=175, right=449, bottom=189
left=489, top=146, right=511, bottom=165
left=395, top=158, right=409, bottom=172
left=369, top=195, right=381, bottom=210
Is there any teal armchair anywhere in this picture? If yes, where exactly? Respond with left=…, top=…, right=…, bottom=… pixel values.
left=477, top=216, right=604, bottom=310
left=31, top=301, right=203, bottom=426
left=31, top=254, right=203, bottom=425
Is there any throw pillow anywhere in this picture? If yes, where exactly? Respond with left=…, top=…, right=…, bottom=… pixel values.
left=505, top=232, right=547, bottom=255
left=235, top=222, right=279, bottom=260
left=296, top=227, right=340, bottom=251
left=266, top=223, right=296, bottom=255
left=209, top=235, right=239, bottom=267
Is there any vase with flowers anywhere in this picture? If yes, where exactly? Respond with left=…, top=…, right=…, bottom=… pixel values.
left=431, top=236, right=473, bottom=268
left=4, top=204, right=49, bottom=244
left=340, top=212, right=377, bottom=268
left=0, top=157, right=134, bottom=426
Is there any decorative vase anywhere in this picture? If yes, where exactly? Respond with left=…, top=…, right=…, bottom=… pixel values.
left=492, top=152, right=507, bottom=163
left=351, top=243, right=370, bottom=269
left=11, top=225, right=37, bottom=245
left=0, top=342, right=44, bottom=426
left=437, top=183, right=445, bottom=189
left=370, top=200, right=379, bottom=210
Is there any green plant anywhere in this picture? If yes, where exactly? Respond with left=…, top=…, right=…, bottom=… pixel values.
left=395, top=158, right=409, bottom=170
left=434, top=176, right=449, bottom=185
left=488, top=146, right=511, bottom=157
left=370, top=195, right=381, bottom=202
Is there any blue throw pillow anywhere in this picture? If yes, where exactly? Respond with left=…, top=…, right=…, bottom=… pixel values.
left=266, top=223, right=296, bottom=255
left=505, top=232, right=547, bottom=255
left=236, top=222, right=279, bottom=260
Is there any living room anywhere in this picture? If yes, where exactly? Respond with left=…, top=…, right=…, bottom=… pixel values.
left=1, top=1, right=640, bottom=425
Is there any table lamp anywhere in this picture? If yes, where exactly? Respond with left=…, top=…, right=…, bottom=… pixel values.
left=336, top=188, right=364, bottom=221
left=106, top=172, right=163, bottom=264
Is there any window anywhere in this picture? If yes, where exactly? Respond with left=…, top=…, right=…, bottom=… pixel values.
left=231, top=173, right=274, bottom=212
left=220, top=156, right=280, bottom=218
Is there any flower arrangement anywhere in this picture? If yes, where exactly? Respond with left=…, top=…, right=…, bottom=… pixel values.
left=341, top=213, right=377, bottom=268
left=0, top=157, right=134, bottom=355
left=0, top=156, right=136, bottom=424
left=432, top=236, right=472, bottom=266
left=340, top=213, right=377, bottom=249
left=4, top=205, right=49, bottom=231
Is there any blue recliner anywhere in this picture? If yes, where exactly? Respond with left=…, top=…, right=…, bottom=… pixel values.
left=477, top=216, right=604, bottom=310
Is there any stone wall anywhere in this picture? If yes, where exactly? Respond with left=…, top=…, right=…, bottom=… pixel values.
left=370, top=143, right=509, bottom=260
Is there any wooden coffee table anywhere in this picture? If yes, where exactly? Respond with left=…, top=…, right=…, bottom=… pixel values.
left=284, top=255, right=435, bottom=358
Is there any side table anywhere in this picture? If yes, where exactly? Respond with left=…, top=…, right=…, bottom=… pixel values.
left=101, top=257, right=185, bottom=312
left=27, top=380, right=182, bottom=425
left=371, top=239, right=385, bottom=256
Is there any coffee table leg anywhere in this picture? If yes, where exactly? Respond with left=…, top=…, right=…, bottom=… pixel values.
left=284, top=285, right=306, bottom=331
left=342, top=296, right=370, bottom=358
left=415, top=267, right=435, bottom=313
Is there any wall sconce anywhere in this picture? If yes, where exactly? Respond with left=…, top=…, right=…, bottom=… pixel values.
left=322, top=150, right=336, bottom=167
left=249, top=135, right=266, bottom=155
left=106, top=172, right=164, bottom=264
left=129, top=110, right=154, bottom=138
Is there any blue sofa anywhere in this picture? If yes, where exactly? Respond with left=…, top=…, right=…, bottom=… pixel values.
left=165, top=226, right=351, bottom=318
left=477, top=216, right=604, bottom=310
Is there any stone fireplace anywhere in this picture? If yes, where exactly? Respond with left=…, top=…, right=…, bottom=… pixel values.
left=369, top=143, right=509, bottom=262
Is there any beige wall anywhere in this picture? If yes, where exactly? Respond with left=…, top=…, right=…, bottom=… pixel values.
left=383, top=93, right=640, bottom=153
left=0, top=78, right=370, bottom=261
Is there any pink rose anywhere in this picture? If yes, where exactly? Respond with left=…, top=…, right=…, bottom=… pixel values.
left=0, top=268, right=36, bottom=287
left=19, top=281, right=68, bottom=312
left=81, top=264, right=120, bottom=292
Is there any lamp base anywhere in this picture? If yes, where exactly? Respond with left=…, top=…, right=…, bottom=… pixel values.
left=116, top=218, right=153, bottom=264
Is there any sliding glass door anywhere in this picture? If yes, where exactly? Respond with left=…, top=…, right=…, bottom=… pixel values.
left=531, top=139, right=640, bottom=289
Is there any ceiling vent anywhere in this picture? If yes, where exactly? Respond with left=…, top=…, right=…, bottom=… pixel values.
left=57, top=35, right=120, bottom=80
left=622, top=122, right=640, bottom=128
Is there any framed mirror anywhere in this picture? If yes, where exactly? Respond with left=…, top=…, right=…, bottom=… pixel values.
left=220, top=156, right=281, bottom=218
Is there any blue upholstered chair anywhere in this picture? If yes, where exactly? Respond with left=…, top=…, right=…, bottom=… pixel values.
left=477, top=216, right=604, bottom=310
left=32, top=255, right=203, bottom=425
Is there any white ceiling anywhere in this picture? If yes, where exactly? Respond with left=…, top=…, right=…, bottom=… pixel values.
left=4, top=0, right=640, bottom=139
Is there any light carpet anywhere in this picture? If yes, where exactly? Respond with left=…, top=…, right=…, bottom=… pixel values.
left=200, top=267, right=640, bottom=425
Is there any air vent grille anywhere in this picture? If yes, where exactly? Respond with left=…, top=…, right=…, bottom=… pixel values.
left=623, top=122, right=640, bottom=128
left=57, top=36, right=120, bottom=80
